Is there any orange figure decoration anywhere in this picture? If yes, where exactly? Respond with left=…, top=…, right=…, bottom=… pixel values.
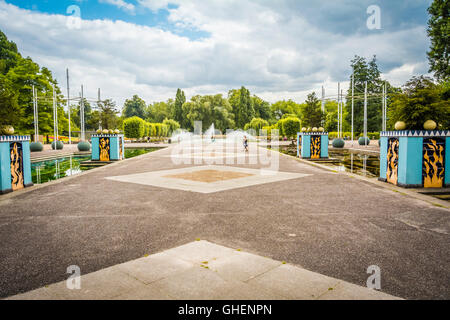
left=10, top=142, right=24, bottom=191
left=310, top=136, right=321, bottom=159
left=423, top=138, right=445, bottom=188
left=99, top=138, right=110, bottom=161
left=386, top=138, right=399, bottom=185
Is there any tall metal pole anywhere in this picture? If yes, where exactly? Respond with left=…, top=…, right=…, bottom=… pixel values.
left=337, top=82, right=341, bottom=138
left=98, top=88, right=102, bottom=130
left=66, top=69, right=71, bottom=144
left=32, top=85, right=37, bottom=142
left=321, top=86, right=325, bottom=127
left=341, top=89, right=344, bottom=137
left=81, top=85, right=85, bottom=141
left=351, top=73, right=354, bottom=144
left=364, top=81, right=368, bottom=146
left=52, top=84, right=58, bottom=144
left=384, top=82, right=387, bottom=131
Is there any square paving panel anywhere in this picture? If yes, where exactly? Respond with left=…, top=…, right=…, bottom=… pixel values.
left=164, top=169, right=254, bottom=183
left=106, top=165, right=311, bottom=194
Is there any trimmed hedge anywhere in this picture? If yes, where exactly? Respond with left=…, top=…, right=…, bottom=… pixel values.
left=123, top=116, right=145, bottom=139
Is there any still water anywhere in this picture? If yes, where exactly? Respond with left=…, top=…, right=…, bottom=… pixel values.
left=31, top=148, right=159, bottom=185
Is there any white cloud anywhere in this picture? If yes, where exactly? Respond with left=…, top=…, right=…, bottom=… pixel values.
left=99, top=0, right=135, bottom=13
left=0, top=0, right=431, bottom=109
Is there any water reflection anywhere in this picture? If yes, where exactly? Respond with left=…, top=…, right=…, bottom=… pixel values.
left=32, top=155, right=91, bottom=185
left=329, top=150, right=380, bottom=178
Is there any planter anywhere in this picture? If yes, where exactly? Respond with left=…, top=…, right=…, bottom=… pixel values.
left=358, top=137, right=370, bottom=146
left=332, top=138, right=345, bottom=148
left=30, top=142, right=44, bottom=152
left=77, top=141, right=91, bottom=152
left=51, top=140, right=64, bottom=150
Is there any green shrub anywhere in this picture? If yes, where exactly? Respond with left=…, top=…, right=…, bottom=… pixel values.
left=244, top=118, right=269, bottom=135
left=123, top=116, right=145, bottom=139
left=280, top=117, right=301, bottom=139
left=162, top=119, right=180, bottom=135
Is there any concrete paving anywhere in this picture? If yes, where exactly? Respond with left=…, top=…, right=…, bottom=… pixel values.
left=6, top=241, right=400, bottom=300
left=0, top=142, right=449, bottom=300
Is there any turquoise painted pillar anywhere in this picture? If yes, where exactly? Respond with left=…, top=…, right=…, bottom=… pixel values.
left=446, top=137, right=450, bottom=187
left=379, top=136, right=388, bottom=182
left=0, top=135, right=33, bottom=194
left=397, top=137, right=423, bottom=188
left=301, top=134, right=311, bottom=158
left=299, top=132, right=328, bottom=159
left=320, top=135, right=329, bottom=158
left=380, top=130, right=449, bottom=188
left=91, top=134, right=124, bottom=161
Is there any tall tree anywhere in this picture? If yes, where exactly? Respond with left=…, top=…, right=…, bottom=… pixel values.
left=123, top=95, right=146, bottom=119
left=344, top=55, right=396, bottom=133
left=228, top=87, right=255, bottom=128
left=173, top=88, right=186, bottom=126
left=184, top=94, right=234, bottom=132
left=96, top=99, right=120, bottom=129
left=427, top=0, right=450, bottom=80
left=301, top=92, right=325, bottom=127
left=388, top=76, right=450, bottom=130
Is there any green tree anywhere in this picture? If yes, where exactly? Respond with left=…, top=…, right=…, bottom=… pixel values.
left=123, top=95, right=146, bottom=119
left=244, top=117, right=269, bottom=135
left=301, top=92, right=324, bottom=127
left=0, top=75, right=20, bottom=126
left=0, top=30, right=20, bottom=75
left=173, top=88, right=186, bottom=126
left=270, top=99, right=302, bottom=120
left=388, top=76, right=450, bottom=130
left=184, top=94, right=234, bottom=132
left=228, top=87, right=254, bottom=128
left=251, top=96, right=272, bottom=122
left=344, top=55, right=396, bottom=133
left=96, top=99, right=120, bottom=130
left=281, top=117, right=301, bottom=138
left=323, top=101, right=338, bottom=132
left=163, top=118, right=180, bottom=135
left=427, top=0, right=450, bottom=80
left=123, top=116, right=145, bottom=138
left=147, top=99, right=174, bottom=123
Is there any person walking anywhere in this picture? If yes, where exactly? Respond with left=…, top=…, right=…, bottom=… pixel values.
left=243, top=135, right=249, bottom=152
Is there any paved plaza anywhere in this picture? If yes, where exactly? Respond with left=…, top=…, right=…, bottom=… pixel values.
left=7, top=241, right=399, bottom=300
left=0, top=142, right=449, bottom=300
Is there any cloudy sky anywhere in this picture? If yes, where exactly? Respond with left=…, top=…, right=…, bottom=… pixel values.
left=0, top=0, right=433, bottom=108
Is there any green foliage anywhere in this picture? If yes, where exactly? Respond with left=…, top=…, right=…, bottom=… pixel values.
left=96, top=99, right=119, bottom=130
left=228, top=87, right=255, bottom=128
left=345, top=55, right=397, bottom=133
left=0, top=74, right=21, bottom=126
left=184, top=94, right=234, bottom=132
left=163, top=118, right=180, bottom=135
left=279, top=117, right=301, bottom=138
left=301, top=92, right=325, bottom=128
left=123, top=95, right=146, bottom=119
left=388, top=76, right=450, bottom=130
left=123, top=116, right=145, bottom=138
left=174, top=89, right=186, bottom=125
left=147, top=100, right=174, bottom=123
left=244, top=118, right=269, bottom=135
left=271, top=99, right=302, bottom=120
left=427, top=0, right=450, bottom=80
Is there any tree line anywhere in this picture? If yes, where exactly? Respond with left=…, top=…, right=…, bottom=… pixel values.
left=0, top=0, right=448, bottom=139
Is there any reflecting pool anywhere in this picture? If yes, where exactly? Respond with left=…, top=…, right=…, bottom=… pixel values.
left=31, top=148, right=161, bottom=185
